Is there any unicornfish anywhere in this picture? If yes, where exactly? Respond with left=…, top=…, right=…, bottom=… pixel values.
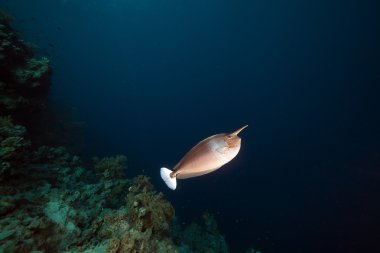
left=160, top=125, right=248, bottom=190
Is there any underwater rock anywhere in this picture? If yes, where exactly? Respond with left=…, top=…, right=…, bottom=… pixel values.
left=32, top=145, right=81, bottom=167
left=0, top=153, right=130, bottom=252
left=172, top=213, right=229, bottom=253
left=93, top=155, right=127, bottom=180
left=68, top=175, right=177, bottom=253
left=0, top=10, right=51, bottom=116
left=0, top=116, right=30, bottom=179
left=126, top=175, right=175, bottom=233
left=14, top=57, right=51, bottom=87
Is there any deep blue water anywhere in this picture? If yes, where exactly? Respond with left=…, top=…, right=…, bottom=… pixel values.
left=2, top=0, right=380, bottom=252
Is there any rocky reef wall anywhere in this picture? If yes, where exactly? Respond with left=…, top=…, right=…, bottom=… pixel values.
left=0, top=10, right=51, bottom=119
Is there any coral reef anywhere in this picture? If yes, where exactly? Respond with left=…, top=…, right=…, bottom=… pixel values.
left=172, top=213, right=229, bottom=253
left=70, top=175, right=178, bottom=253
left=0, top=9, right=259, bottom=253
left=93, top=155, right=127, bottom=180
left=0, top=116, right=30, bottom=177
left=0, top=10, right=51, bottom=116
left=0, top=145, right=176, bottom=252
left=125, top=176, right=174, bottom=234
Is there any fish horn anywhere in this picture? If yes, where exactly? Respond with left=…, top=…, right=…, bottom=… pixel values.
left=228, top=125, right=248, bottom=136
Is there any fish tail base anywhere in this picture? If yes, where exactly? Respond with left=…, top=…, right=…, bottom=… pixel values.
left=160, top=167, right=177, bottom=190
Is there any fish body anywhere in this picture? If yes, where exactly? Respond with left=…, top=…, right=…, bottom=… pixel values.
left=161, top=125, right=247, bottom=190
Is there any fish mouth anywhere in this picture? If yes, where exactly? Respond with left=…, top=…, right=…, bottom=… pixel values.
left=228, top=125, right=248, bottom=136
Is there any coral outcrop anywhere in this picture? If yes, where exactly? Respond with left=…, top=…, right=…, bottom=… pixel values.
left=70, top=175, right=178, bottom=253
left=0, top=10, right=51, bottom=117
left=93, top=155, right=127, bottom=180
left=172, top=213, right=229, bottom=253
left=0, top=116, right=30, bottom=178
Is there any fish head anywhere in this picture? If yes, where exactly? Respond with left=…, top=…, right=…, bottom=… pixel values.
left=224, top=125, right=248, bottom=148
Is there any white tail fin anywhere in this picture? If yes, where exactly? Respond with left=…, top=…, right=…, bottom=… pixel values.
left=160, top=167, right=177, bottom=190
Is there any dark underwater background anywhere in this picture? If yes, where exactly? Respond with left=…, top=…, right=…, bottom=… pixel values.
left=1, top=0, right=380, bottom=252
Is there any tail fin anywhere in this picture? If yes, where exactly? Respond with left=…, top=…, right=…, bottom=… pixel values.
left=160, top=167, right=177, bottom=190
